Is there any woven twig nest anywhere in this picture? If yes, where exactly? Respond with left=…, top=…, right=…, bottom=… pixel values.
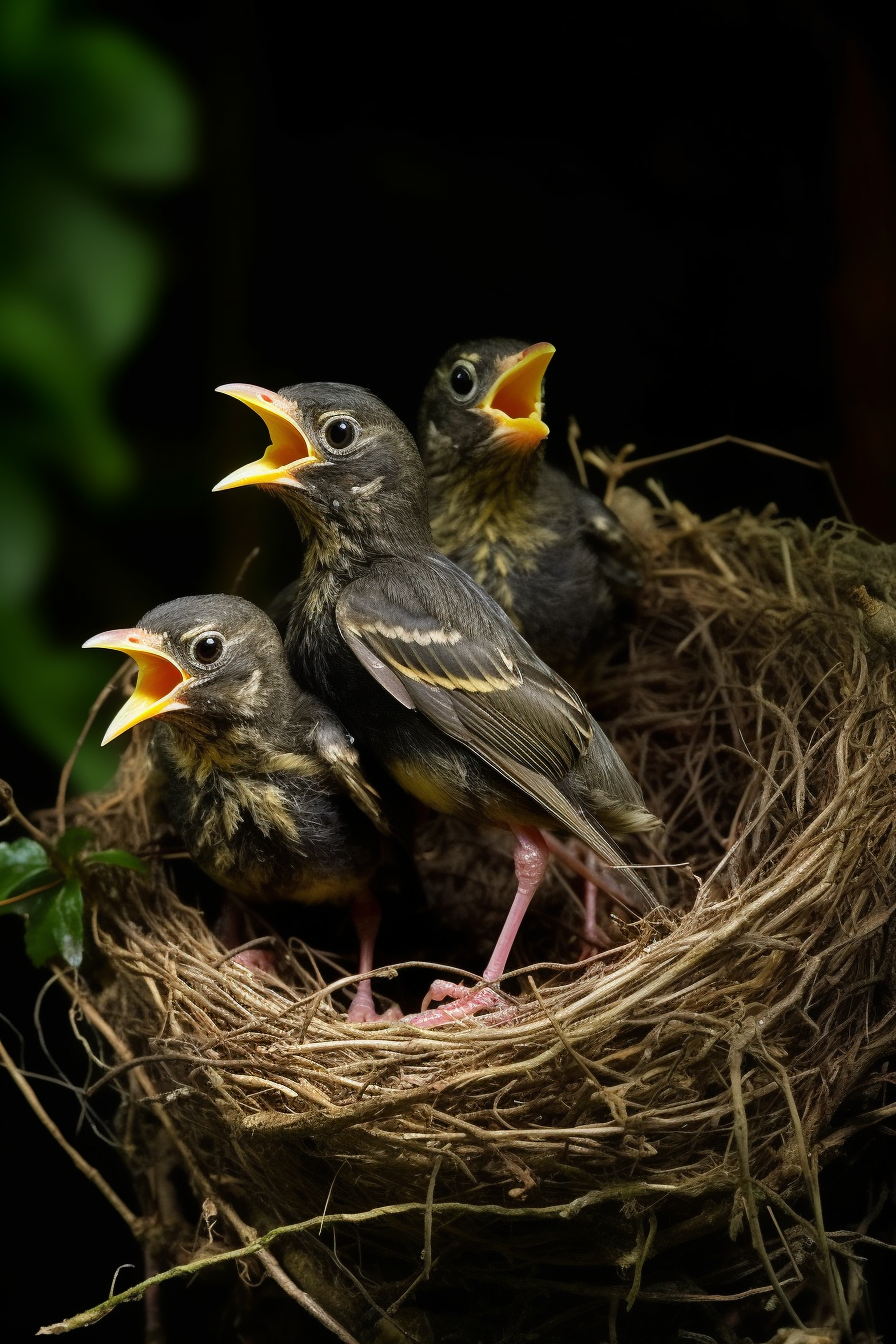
left=61, top=498, right=896, bottom=1342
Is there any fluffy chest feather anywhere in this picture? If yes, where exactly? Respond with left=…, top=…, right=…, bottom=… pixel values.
left=151, top=729, right=377, bottom=905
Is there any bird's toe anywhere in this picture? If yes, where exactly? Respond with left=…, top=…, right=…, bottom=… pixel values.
left=233, top=949, right=279, bottom=974
left=402, top=982, right=513, bottom=1028
left=346, top=987, right=401, bottom=1024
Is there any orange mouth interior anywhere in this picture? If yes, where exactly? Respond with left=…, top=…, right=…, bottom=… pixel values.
left=489, top=359, right=548, bottom=420
left=477, top=343, right=555, bottom=452
left=132, top=652, right=185, bottom=707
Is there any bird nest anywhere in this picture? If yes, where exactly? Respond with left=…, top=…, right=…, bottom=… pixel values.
left=49, top=495, right=896, bottom=1341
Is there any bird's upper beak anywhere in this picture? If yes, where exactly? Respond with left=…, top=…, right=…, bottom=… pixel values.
left=82, top=629, right=192, bottom=744
left=477, top=342, right=555, bottom=452
left=212, top=383, right=320, bottom=491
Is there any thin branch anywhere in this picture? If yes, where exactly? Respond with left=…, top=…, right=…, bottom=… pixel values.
left=729, top=1045, right=804, bottom=1328
left=0, top=878, right=62, bottom=908
left=39, top=1189, right=685, bottom=1334
left=385, top=1155, right=443, bottom=1317
left=0, top=1033, right=141, bottom=1235
left=626, top=1209, right=658, bottom=1310
left=231, top=546, right=261, bottom=595
left=761, top=1052, right=852, bottom=1336
left=56, top=663, right=130, bottom=836
left=0, top=778, right=55, bottom=851
left=566, top=417, right=589, bottom=489
left=582, top=433, right=853, bottom=521
left=56, top=982, right=362, bottom=1343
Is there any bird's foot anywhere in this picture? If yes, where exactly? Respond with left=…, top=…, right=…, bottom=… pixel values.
left=346, top=983, right=402, bottom=1024
left=401, top=980, right=514, bottom=1028
left=233, top=948, right=278, bottom=974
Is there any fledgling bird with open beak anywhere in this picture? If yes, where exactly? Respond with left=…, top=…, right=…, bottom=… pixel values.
left=418, top=339, right=643, bottom=684
left=213, top=383, right=660, bottom=1027
left=84, top=594, right=400, bottom=1023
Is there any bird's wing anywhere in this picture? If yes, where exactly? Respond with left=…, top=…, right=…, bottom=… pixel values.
left=336, top=558, right=656, bottom=904
left=310, top=717, right=390, bottom=834
left=336, top=556, right=593, bottom=781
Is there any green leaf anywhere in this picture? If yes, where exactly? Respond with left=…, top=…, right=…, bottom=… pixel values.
left=86, top=849, right=147, bottom=874
left=0, top=867, right=60, bottom=911
left=0, top=839, right=52, bottom=901
left=55, top=826, right=95, bottom=859
left=24, top=875, right=83, bottom=968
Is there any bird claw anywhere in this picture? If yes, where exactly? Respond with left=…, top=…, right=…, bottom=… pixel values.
left=233, top=948, right=279, bottom=974
left=346, top=987, right=402, bottom=1024
left=401, top=981, right=514, bottom=1028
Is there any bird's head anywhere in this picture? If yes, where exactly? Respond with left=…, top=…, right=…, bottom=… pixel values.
left=213, top=382, right=431, bottom=553
left=84, top=595, right=288, bottom=744
left=418, top=338, right=555, bottom=467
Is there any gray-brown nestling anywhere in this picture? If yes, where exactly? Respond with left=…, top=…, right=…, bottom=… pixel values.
left=418, top=338, right=643, bottom=684
left=84, top=593, right=399, bottom=1022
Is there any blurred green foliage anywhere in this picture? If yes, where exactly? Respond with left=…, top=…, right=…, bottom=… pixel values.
left=0, top=0, right=194, bottom=790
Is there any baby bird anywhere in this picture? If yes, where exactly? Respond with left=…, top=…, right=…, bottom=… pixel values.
left=84, top=594, right=398, bottom=1023
left=213, top=383, right=660, bottom=1027
left=419, top=338, right=643, bottom=683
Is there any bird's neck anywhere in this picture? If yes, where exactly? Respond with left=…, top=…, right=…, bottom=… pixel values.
left=285, top=486, right=435, bottom=609
left=154, top=713, right=320, bottom=785
left=427, top=447, right=544, bottom=556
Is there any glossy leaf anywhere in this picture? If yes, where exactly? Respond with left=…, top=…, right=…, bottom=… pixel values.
left=0, top=867, right=61, bottom=910
left=0, top=838, right=51, bottom=901
left=86, top=849, right=147, bottom=873
left=23, top=875, right=83, bottom=967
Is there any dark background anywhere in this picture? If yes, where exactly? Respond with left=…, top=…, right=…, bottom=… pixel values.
left=2, top=1, right=895, bottom=1339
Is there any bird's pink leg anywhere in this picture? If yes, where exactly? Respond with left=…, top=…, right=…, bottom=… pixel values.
left=216, top=897, right=278, bottom=972
left=346, top=891, right=401, bottom=1023
left=579, top=851, right=613, bottom=958
left=540, top=832, right=632, bottom=947
left=403, top=827, right=550, bottom=1027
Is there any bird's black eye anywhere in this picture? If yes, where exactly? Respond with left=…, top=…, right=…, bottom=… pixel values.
left=323, top=417, right=358, bottom=451
left=191, top=633, right=224, bottom=665
left=449, top=362, right=477, bottom=401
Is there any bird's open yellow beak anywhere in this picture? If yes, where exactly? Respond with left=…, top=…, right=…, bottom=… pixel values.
left=212, top=383, right=320, bottom=491
left=83, top=629, right=192, bottom=744
left=477, top=342, right=555, bottom=452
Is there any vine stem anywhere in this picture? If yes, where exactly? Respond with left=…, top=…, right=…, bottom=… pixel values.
left=0, top=1033, right=141, bottom=1235
left=0, top=778, right=55, bottom=851
left=38, top=1190, right=694, bottom=1335
left=55, top=663, right=129, bottom=836
left=55, top=981, right=360, bottom=1344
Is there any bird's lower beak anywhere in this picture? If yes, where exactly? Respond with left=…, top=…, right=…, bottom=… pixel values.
left=477, top=342, right=555, bottom=452
left=82, top=629, right=191, bottom=744
left=212, top=383, right=320, bottom=491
